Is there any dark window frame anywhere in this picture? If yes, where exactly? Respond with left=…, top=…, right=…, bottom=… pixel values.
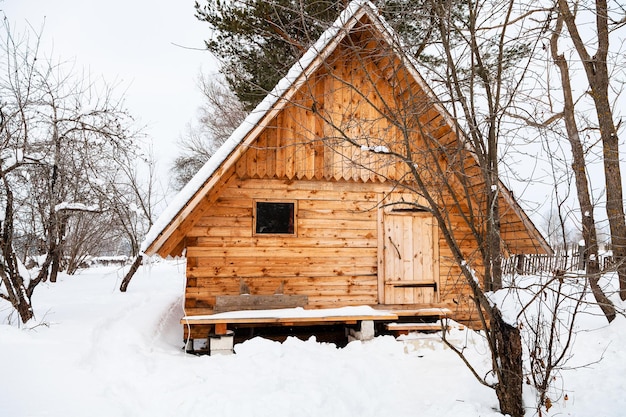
left=253, top=200, right=297, bottom=236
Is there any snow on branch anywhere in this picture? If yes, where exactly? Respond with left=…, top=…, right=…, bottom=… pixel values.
left=54, top=202, right=101, bottom=213
left=360, top=145, right=390, bottom=153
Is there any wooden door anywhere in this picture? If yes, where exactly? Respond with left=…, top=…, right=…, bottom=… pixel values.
left=383, top=211, right=439, bottom=304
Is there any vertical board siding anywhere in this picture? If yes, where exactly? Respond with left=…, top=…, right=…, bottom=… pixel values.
left=237, top=41, right=415, bottom=185
left=383, top=210, right=440, bottom=305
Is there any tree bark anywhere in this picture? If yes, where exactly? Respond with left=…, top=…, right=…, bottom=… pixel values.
left=486, top=178, right=503, bottom=291
left=491, top=307, right=524, bottom=417
left=49, top=214, right=67, bottom=283
left=0, top=181, right=34, bottom=323
left=550, top=12, right=615, bottom=321
left=120, top=255, right=143, bottom=292
left=557, top=0, right=626, bottom=300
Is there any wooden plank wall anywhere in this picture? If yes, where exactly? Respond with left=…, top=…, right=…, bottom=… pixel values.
left=176, top=27, right=548, bottom=325
left=182, top=174, right=487, bottom=325
left=231, top=43, right=543, bottom=256
left=183, top=178, right=382, bottom=316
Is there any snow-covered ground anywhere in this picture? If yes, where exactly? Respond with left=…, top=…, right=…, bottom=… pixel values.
left=1, top=259, right=624, bottom=417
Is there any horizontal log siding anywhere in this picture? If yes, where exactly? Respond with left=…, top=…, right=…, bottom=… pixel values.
left=182, top=178, right=482, bottom=324
left=438, top=245, right=485, bottom=325
left=184, top=178, right=381, bottom=315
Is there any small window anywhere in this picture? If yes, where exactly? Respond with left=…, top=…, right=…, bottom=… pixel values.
left=255, top=202, right=295, bottom=234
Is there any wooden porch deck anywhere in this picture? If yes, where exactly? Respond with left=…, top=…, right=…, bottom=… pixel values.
left=181, top=302, right=452, bottom=338
left=371, top=303, right=452, bottom=318
left=181, top=306, right=399, bottom=335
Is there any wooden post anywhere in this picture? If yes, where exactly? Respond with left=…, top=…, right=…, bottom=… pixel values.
left=515, top=254, right=524, bottom=275
left=578, top=241, right=586, bottom=271
left=214, top=323, right=228, bottom=335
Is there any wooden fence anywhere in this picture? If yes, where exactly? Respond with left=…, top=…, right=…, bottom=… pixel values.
left=501, top=244, right=613, bottom=276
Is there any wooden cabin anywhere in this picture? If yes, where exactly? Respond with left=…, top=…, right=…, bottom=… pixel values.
left=142, top=0, right=551, bottom=351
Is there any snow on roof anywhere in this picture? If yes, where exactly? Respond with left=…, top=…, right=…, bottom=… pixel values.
left=141, top=0, right=380, bottom=254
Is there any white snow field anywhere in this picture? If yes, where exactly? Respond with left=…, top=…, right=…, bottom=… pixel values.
left=1, top=259, right=625, bottom=417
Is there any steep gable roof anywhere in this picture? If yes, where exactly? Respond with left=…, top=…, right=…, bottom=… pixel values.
left=142, top=0, right=551, bottom=257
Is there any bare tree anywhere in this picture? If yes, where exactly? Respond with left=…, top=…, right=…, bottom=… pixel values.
left=0, top=18, right=143, bottom=322
left=517, top=269, right=587, bottom=415
left=170, top=74, right=246, bottom=190
left=548, top=8, right=616, bottom=321
left=30, top=74, right=139, bottom=283
left=0, top=21, right=54, bottom=322
left=394, top=3, right=541, bottom=414
left=96, top=145, right=160, bottom=257
left=555, top=0, right=626, bottom=300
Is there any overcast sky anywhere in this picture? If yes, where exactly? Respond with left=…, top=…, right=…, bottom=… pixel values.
left=4, top=1, right=626, bottom=235
left=2, top=0, right=218, bottom=176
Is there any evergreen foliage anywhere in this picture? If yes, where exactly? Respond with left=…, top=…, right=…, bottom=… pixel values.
left=194, top=0, right=448, bottom=109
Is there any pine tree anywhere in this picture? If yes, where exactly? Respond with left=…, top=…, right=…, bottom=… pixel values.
left=194, top=0, right=446, bottom=109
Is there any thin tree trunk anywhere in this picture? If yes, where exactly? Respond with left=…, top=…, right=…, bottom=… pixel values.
left=596, top=100, right=626, bottom=300
left=49, top=250, right=61, bottom=283
left=487, top=177, right=503, bottom=291
left=120, top=255, right=143, bottom=292
left=45, top=115, right=63, bottom=284
left=550, top=14, right=615, bottom=321
left=589, top=276, right=616, bottom=321
left=0, top=180, right=34, bottom=323
left=49, top=214, right=67, bottom=283
left=557, top=0, right=626, bottom=300
left=30, top=253, right=53, bottom=297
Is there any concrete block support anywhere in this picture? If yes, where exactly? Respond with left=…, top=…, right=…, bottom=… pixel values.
left=208, top=330, right=235, bottom=355
left=347, top=320, right=376, bottom=342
